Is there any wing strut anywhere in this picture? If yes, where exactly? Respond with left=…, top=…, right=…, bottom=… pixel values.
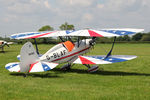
left=77, top=37, right=82, bottom=47
left=33, top=38, right=39, bottom=55
left=104, top=36, right=116, bottom=59
left=68, top=36, right=74, bottom=43
left=59, top=36, right=65, bottom=42
left=77, top=37, right=80, bottom=47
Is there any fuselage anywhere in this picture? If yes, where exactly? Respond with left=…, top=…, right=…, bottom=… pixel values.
left=40, top=39, right=92, bottom=64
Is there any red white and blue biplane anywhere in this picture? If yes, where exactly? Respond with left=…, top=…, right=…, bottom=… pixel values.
left=5, top=28, right=144, bottom=75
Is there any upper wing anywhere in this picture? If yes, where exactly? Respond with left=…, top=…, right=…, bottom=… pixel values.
left=65, top=28, right=144, bottom=37
left=73, top=55, right=137, bottom=64
left=11, top=28, right=144, bottom=39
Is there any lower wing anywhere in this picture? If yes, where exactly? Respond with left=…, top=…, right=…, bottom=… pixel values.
left=73, top=55, right=137, bottom=64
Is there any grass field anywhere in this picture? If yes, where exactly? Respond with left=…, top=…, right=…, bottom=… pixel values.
left=0, top=43, right=150, bottom=100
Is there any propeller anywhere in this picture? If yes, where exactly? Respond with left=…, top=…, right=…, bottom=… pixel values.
left=89, top=37, right=96, bottom=51
left=89, top=37, right=96, bottom=47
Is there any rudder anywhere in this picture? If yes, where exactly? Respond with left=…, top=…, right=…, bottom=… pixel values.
left=19, top=42, right=39, bottom=72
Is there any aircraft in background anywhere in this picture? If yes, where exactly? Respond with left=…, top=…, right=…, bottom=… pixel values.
left=5, top=28, right=144, bottom=76
left=0, top=40, right=12, bottom=52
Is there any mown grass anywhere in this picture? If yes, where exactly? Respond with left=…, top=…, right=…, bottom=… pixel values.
left=0, top=43, right=150, bottom=100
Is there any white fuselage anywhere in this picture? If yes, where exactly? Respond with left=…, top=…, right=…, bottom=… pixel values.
left=40, top=39, right=92, bottom=64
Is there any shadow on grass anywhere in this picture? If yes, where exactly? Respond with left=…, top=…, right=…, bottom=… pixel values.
left=9, top=68, right=150, bottom=77
left=10, top=72, right=61, bottom=78
left=0, top=51, right=5, bottom=53
left=52, top=68, right=150, bottom=76
left=0, top=50, right=15, bottom=53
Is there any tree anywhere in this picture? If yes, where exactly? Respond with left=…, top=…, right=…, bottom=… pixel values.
left=122, top=35, right=131, bottom=41
left=141, top=33, right=150, bottom=41
left=38, top=25, right=54, bottom=44
left=116, top=36, right=124, bottom=41
left=132, top=33, right=143, bottom=41
left=38, top=25, right=54, bottom=31
left=59, top=22, right=74, bottom=30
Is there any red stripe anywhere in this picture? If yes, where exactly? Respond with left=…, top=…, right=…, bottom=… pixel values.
left=88, top=30, right=104, bottom=37
left=79, top=56, right=96, bottom=64
left=25, top=32, right=55, bottom=39
left=29, top=61, right=39, bottom=72
left=52, top=47, right=90, bottom=62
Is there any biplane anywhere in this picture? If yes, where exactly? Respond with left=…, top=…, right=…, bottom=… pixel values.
left=5, top=28, right=144, bottom=75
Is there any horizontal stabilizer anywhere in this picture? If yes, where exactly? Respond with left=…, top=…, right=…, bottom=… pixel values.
left=73, top=55, right=137, bottom=64
left=5, top=62, right=20, bottom=72
left=29, top=61, right=58, bottom=72
left=5, top=62, right=58, bottom=73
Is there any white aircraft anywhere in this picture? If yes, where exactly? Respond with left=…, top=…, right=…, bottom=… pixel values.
left=0, top=40, right=10, bottom=52
left=5, top=28, right=144, bottom=75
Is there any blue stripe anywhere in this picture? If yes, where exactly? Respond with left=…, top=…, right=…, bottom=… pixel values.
left=11, top=32, right=42, bottom=39
left=5, top=64, right=19, bottom=70
left=88, top=56, right=127, bottom=63
left=18, top=34, right=26, bottom=37
left=27, top=33, right=35, bottom=36
left=42, top=63, right=51, bottom=71
left=101, top=30, right=135, bottom=35
left=17, top=57, right=20, bottom=61
left=11, top=35, right=17, bottom=39
left=66, top=30, right=76, bottom=34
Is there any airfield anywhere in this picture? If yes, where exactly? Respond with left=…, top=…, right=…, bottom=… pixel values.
left=0, top=43, right=150, bottom=100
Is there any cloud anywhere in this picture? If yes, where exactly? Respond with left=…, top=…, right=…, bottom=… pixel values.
left=0, top=0, right=150, bottom=37
left=44, top=1, right=51, bottom=9
left=60, top=0, right=93, bottom=6
left=97, top=4, right=104, bottom=9
left=7, top=2, right=34, bottom=13
left=6, top=0, right=52, bottom=14
left=81, top=13, right=93, bottom=25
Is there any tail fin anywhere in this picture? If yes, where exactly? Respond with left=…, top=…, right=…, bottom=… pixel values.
left=19, top=42, right=39, bottom=72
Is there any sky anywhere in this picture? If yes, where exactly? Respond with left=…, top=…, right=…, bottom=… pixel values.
left=0, top=0, right=150, bottom=37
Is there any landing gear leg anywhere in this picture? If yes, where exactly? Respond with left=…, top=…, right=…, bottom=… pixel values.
left=83, top=64, right=99, bottom=73
left=83, top=64, right=91, bottom=69
left=60, top=63, right=72, bottom=71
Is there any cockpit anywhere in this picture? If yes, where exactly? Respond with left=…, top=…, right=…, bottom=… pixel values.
left=62, top=41, right=75, bottom=52
left=45, top=40, right=75, bottom=54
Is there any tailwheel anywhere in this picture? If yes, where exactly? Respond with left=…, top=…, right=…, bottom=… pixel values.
left=60, top=63, right=71, bottom=71
left=24, top=73, right=28, bottom=77
left=84, top=64, right=99, bottom=73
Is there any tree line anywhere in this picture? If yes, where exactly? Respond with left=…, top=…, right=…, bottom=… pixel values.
left=1, top=22, right=150, bottom=44
left=96, top=33, right=150, bottom=43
